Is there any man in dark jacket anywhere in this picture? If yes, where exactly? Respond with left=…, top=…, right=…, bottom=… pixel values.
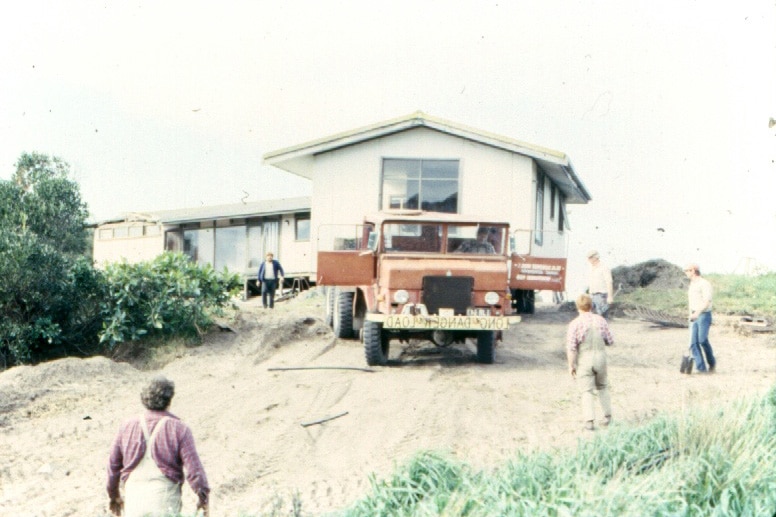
left=257, top=252, right=285, bottom=309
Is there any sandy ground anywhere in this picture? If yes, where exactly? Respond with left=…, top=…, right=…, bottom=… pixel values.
left=0, top=290, right=774, bottom=517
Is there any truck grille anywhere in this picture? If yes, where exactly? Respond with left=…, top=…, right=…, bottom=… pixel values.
left=422, top=276, right=473, bottom=315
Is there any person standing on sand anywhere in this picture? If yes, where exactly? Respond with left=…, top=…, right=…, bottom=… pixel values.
left=107, top=375, right=209, bottom=517
left=566, top=293, right=614, bottom=431
left=258, top=251, right=285, bottom=309
left=586, top=250, right=614, bottom=318
left=684, top=263, right=716, bottom=374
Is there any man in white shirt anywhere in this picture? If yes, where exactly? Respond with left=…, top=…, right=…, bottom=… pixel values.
left=587, top=250, right=614, bottom=318
left=684, top=263, right=716, bottom=373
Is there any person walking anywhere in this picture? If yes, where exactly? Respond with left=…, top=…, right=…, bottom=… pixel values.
left=258, top=252, right=285, bottom=309
left=107, top=376, right=209, bottom=517
left=566, top=293, right=614, bottom=431
left=684, top=263, right=716, bottom=373
left=587, top=250, right=614, bottom=318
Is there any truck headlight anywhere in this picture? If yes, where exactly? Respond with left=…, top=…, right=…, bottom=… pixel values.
left=484, top=291, right=500, bottom=305
left=393, top=290, right=410, bottom=304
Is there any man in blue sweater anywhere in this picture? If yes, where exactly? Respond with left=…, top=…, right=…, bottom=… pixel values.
left=257, top=252, right=285, bottom=309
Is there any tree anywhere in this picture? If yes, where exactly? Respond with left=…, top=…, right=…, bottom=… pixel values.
left=9, top=152, right=90, bottom=255
left=0, top=152, right=100, bottom=366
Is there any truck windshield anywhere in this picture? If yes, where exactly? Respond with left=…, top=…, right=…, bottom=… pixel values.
left=382, top=223, right=443, bottom=253
left=448, top=225, right=504, bottom=254
left=380, top=223, right=506, bottom=254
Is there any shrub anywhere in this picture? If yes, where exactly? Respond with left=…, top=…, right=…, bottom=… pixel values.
left=99, top=252, right=242, bottom=348
left=0, top=229, right=103, bottom=366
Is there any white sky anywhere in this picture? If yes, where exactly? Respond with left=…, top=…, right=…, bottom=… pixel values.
left=1, top=0, right=774, bottom=291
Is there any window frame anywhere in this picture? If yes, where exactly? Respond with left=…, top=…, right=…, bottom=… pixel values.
left=380, top=158, right=460, bottom=214
left=295, top=214, right=310, bottom=241
left=534, top=171, right=545, bottom=246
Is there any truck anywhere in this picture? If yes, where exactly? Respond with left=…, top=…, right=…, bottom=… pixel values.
left=317, top=211, right=567, bottom=366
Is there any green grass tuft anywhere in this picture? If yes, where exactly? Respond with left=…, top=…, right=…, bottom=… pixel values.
left=333, top=387, right=776, bottom=516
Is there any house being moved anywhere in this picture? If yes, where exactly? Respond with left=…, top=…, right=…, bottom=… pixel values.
left=92, top=197, right=312, bottom=297
left=263, top=111, right=591, bottom=309
left=93, top=111, right=591, bottom=307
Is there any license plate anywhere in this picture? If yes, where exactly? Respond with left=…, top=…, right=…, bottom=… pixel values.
left=382, top=314, right=512, bottom=330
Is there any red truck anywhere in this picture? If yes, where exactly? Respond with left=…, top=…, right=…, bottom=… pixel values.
left=317, top=211, right=567, bottom=365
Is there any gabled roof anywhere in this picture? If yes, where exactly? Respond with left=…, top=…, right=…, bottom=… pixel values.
left=96, top=196, right=311, bottom=226
left=263, top=111, right=592, bottom=203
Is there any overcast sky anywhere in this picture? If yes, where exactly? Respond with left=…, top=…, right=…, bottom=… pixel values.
left=1, top=1, right=774, bottom=290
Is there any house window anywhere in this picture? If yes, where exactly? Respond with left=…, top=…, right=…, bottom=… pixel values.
left=98, top=228, right=113, bottom=240
left=183, top=227, right=215, bottom=267
left=215, top=225, right=246, bottom=272
left=114, top=227, right=129, bottom=239
left=558, top=193, right=566, bottom=233
left=128, top=226, right=144, bottom=238
left=165, top=231, right=182, bottom=252
left=534, top=172, right=544, bottom=246
left=550, top=184, right=556, bottom=220
left=381, top=159, right=459, bottom=213
left=295, top=215, right=310, bottom=241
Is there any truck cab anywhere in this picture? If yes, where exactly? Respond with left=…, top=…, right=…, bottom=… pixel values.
left=317, top=210, right=526, bottom=365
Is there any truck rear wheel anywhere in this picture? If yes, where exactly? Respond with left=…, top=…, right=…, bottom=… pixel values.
left=333, top=291, right=354, bottom=338
left=364, top=320, right=389, bottom=365
left=513, top=289, right=535, bottom=314
left=476, top=331, right=495, bottom=364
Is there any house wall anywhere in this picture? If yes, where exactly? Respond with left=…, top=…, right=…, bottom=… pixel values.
left=93, top=212, right=314, bottom=283
left=309, top=126, right=565, bottom=258
left=278, top=213, right=314, bottom=278
left=525, top=168, right=568, bottom=259
left=93, top=222, right=165, bottom=267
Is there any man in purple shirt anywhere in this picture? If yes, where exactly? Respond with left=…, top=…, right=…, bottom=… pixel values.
left=566, top=293, right=614, bottom=431
left=107, top=375, right=209, bottom=517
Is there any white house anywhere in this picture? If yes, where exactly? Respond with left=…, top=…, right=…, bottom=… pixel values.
left=263, top=111, right=591, bottom=285
left=92, top=197, right=312, bottom=296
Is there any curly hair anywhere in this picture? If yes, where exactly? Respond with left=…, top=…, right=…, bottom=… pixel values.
left=575, top=293, right=593, bottom=312
left=140, top=375, right=175, bottom=410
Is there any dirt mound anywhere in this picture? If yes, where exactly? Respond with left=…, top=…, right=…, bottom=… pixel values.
left=0, top=356, right=135, bottom=391
left=612, top=259, right=686, bottom=294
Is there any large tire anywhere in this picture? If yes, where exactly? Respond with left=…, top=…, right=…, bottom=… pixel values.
left=324, top=287, right=336, bottom=328
left=333, top=291, right=354, bottom=339
left=476, top=331, right=496, bottom=364
left=513, top=289, right=535, bottom=314
left=364, top=320, right=389, bottom=366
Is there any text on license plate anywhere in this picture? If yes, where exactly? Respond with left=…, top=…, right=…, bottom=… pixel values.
left=382, top=315, right=510, bottom=330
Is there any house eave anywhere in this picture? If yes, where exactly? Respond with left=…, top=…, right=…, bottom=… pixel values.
left=262, top=111, right=592, bottom=203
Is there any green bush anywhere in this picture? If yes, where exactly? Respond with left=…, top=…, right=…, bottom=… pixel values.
left=0, top=229, right=103, bottom=366
left=99, top=252, right=242, bottom=348
left=0, top=152, right=101, bottom=367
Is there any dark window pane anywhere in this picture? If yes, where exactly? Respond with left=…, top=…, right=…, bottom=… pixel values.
left=421, top=179, right=458, bottom=212
left=422, top=160, right=458, bottom=179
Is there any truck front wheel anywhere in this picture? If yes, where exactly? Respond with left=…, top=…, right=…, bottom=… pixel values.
left=476, top=331, right=495, bottom=364
left=364, top=320, right=389, bottom=365
left=333, top=291, right=354, bottom=338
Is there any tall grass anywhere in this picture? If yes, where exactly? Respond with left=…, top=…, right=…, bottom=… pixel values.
left=617, top=273, right=776, bottom=320
left=334, top=387, right=776, bottom=517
